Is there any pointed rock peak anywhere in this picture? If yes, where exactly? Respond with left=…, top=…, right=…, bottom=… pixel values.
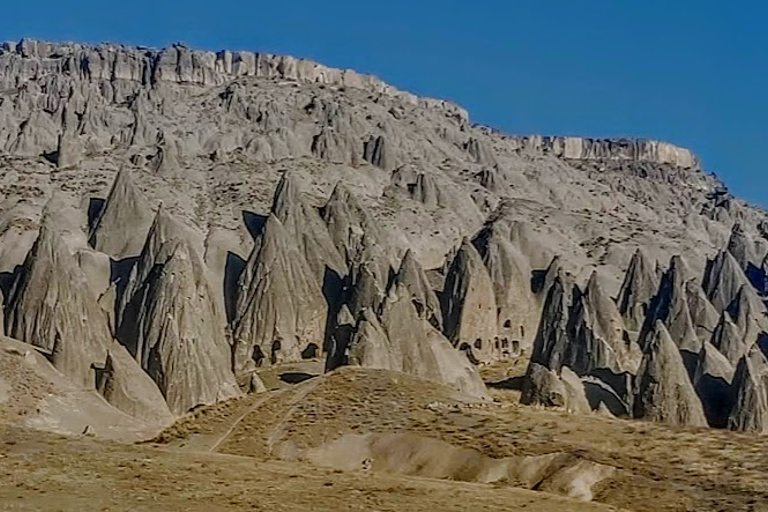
left=392, top=249, right=443, bottom=330
left=728, top=222, right=753, bottom=269
left=727, top=284, right=766, bottom=330
left=271, top=171, right=303, bottom=216
left=535, top=255, right=566, bottom=296
left=633, top=321, right=708, bottom=427
left=695, top=341, right=735, bottom=384
left=89, top=168, right=155, bottom=259
left=323, top=181, right=385, bottom=264
left=6, top=214, right=111, bottom=387
left=712, top=311, right=749, bottom=366
left=618, top=248, right=659, bottom=331
left=232, top=211, right=327, bottom=374
left=703, top=249, right=751, bottom=313
left=728, top=346, right=768, bottom=433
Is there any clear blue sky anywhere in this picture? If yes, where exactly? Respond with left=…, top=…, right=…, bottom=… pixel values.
left=3, top=1, right=766, bottom=208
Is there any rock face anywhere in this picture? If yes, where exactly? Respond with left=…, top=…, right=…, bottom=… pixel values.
left=96, top=341, right=175, bottom=426
left=633, top=321, right=708, bottom=427
left=441, top=240, right=498, bottom=362
left=508, top=136, right=699, bottom=168
left=5, top=215, right=111, bottom=387
left=233, top=214, right=327, bottom=373
left=89, top=169, right=155, bottom=259
left=118, top=208, right=239, bottom=414
left=617, top=249, right=658, bottom=333
left=346, top=257, right=488, bottom=399
left=4, top=38, right=768, bottom=435
left=728, top=347, right=768, bottom=433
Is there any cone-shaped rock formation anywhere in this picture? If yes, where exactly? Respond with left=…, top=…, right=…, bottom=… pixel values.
left=617, top=249, right=659, bottom=333
left=633, top=321, right=708, bottom=427
left=728, top=346, right=768, bottom=433
left=233, top=214, right=327, bottom=373
left=89, top=169, right=155, bottom=259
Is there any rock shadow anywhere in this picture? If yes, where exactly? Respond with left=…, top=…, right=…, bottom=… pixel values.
left=242, top=211, right=267, bottom=240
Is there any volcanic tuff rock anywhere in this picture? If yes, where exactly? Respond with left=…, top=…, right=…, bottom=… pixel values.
left=616, top=249, right=658, bottom=333
left=233, top=214, right=327, bottom=373
left=633, top=321, right=708, bottom=427
left=728, top=346, right=768, bottom=433
left=4, top=39, right=768, bottom=434
left=89, top=168, right=155, bottom=259
left=118, top=208, right=239, bottom=414
left=346, top=276, right=488, bottom=399
left=441, top=239, right=499, bottom=362
left=5, top=214, right=111, bottom=387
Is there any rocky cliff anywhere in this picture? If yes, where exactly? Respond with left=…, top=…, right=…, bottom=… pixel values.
left=1, top=38, right=768, bottom=433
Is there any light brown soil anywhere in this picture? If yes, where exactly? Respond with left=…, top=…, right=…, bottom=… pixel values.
left=0, top=423, right=612, bottom=511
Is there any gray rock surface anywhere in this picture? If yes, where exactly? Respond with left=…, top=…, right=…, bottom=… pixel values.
left=233, top=214, right=327, bottom=373
left=633, top=321, right=708, bottom=427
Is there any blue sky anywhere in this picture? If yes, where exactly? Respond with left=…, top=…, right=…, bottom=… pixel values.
left=3, top=1, right=766, bottom=207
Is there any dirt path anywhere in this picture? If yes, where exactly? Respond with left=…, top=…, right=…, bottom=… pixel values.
left=208, top=392, right=274, bottom=453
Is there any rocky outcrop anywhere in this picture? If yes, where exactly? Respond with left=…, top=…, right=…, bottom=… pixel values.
left=441, top=239, right=498, bottom=362
left=521, top=364, right=591, bottom=414
left=270, top=172, right=347, bottom=284
left=391, top=250, right=443, bottom=330
left=472, top=219, right=538, bottom=354
left=633, top=321, right=708, bottom=427
left=346, top=277, right=488, bottom=399
left=728, top=347, right=768, bottom=433
left=703, top=250, right=753, bottom=314
left=233, top=214, right=327, bottom=373
left=693, top=341, right=735, bottom=428
left=89, top=169, right=155, bottom=259
left=118, top=208, right=239, bottom=414
left=96, top=341, right=175, bottom=425
left=617, top=249, right=659, bottom=332
left=509, top=136, right=699, bottom=168
left=641, top=256, right=700, bottom=354
left=5, top=215, right=111, bottom=387
left=0, top=39, right=469, bottom=120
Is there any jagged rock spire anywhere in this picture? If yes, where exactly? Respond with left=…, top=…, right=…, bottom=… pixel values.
left=346, top=234, right=391, bottom=320
left=119, top=232, right=240, bottom=414
left=6, top=215, right=111, bottom=387
left=726, top=284, right=768, bottom=346
left=89, top=169, right=155, bottom=259
left=703, top=249, right=752, bottom=313
left=392, top=249, right=443, bottom=330
left=711, top=312, right=750, bottom=367
left=617, top=249, right=659, bottom=332
left=96, top=341, right=175, bottom=425
left=472, top=220, right=537, bottom=352
left=633, top=321, right=708, bottom=427
left=441, top=238, right=498, bottom=362
left=727, top=223, right=755, bottom=270
left=346, top=279, right=488, bottom=399
left=322, top=182, right=387, bottom=266
left=685, top=281, right=720, bottom=342
left=529, top=277, right=571, bottom=370
left=233, top=214, right=327, bottom=373
left=641, top=256, right=700, bottom=354
left=728, top=346, right=768, bottom=433
left=271, top=172, right=347, bottom=282
left=693, top=341, right=735, bottom=428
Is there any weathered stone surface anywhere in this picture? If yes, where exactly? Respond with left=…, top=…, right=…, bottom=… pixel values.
left=441, top=239, right=498, bottom=362
left=703, top=250, right=753, bottom=314
left=96, top=341, right=175, bottom=425
left=6, top=215, right=111, bottom=387
left=728, top=347, right=768, bottom=433
left=118, top=208, right=239, bottom=414
left=633, top=321, right=708, bottom=427
left=693, top=341, right=735, bottom=428
left=271, top=172, right=347, bottom=283
left=617, top=249, right=659, bottom=332
left=89, top=169, right=155, bottom=259
left=233, top=214, right=327, bottom=373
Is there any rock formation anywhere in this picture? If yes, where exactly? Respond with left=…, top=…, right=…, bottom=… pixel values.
left=118, top=208, right=239, bottom=414
left=5, top=215, right=111, bottom=387
left=728, top=346, right=768, bottom=433
left=346, top=261, right=488, bottom=399
left=89, top=169, right=155, bottom=260
left=441, top=239, right=498, bottom=362
left=233, top=214, right=327, bottom=373
left=633, top=321, right=708, bottom=427
left=617, top=249, right=659, bottom=333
